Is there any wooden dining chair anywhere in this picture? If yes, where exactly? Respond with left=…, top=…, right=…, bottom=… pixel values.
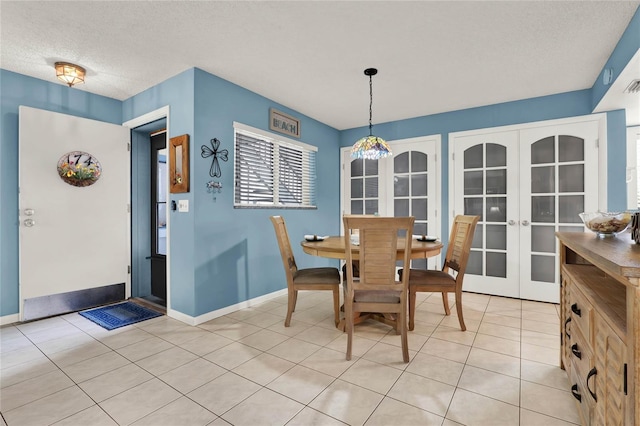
left=343, top=215, right=414, bottom=362
left=399, top=215, right=479, bottom=331
left=270, top=216, right=341, bottom=327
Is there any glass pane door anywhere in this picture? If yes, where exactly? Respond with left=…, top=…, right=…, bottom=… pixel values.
left=350, top=158, right=380, bottom=215
left=156, top=148, right=167, bottom=256
left=387, top=137, right=439, bottom=269
left=519, top=120, right=599, bottom=302
left=453, top=131, right=520, bottom=298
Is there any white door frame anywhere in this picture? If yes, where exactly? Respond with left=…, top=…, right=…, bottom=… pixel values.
left=122, top=106, right=171, bottom=309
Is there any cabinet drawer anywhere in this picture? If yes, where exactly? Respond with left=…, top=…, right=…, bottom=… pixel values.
left=569, top=284, right=592, bottom=345
left=570, top=367, right=593, bottom=426
left=570, top=326, right=593, bottom=383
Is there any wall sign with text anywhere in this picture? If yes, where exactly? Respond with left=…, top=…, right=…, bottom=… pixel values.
left=269, top=108, right=300, bottom=138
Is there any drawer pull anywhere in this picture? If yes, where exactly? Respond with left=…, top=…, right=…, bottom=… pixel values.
left=571, top=384, right=582, bottom=402
left=571, top=343, right=582, bottom=359
left=586, top=367, right=597, bottom=402
left=571, top=303, right=581, bottom=317
left=564, top=317, right=571, bottom=339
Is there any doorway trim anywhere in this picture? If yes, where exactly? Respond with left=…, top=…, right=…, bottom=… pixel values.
left=123, top=106, right=171, bottom=312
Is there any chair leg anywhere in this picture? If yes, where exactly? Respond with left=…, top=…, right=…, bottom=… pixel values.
left=284, top=289, right=297, bottom=327
left=345, top=300, right=353, bottom=361
left=455, top=291, right=466, bottom=331
left=441, top=292, right=451, bottom=315
left=409, top=288, right=416, bottom=331
left=332, top=287, right=340, bottom=326
left=400, top=306, right=409, bottom=363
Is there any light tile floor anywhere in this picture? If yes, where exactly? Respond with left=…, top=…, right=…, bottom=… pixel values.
left=0, top=290, right=580, bottom=426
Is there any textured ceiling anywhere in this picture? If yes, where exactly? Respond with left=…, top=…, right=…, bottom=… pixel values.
left=1, top=1, right=638, bottom=130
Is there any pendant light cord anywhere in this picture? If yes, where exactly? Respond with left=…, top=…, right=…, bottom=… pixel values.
left=369, top=74, right=373, bottom=136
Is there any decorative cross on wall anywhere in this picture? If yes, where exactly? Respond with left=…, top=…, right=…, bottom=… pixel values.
left=201, top=138, right=228, bottom=178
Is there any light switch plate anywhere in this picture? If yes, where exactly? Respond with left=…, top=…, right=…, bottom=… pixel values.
left=178, top=199, right=189, bottom=212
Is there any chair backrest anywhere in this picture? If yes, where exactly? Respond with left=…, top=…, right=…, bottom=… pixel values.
left=342, top=214, right=377, bottom=236
left=442, top=215, right=480, bottom=280
left=343, top=216, right=414, bottom=293
left=270, top=216, right=297, bottom=287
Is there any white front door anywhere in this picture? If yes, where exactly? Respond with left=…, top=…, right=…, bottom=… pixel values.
left=451, top=117, right=600, bottom=303
left=19, top=106, right=130, bottom=320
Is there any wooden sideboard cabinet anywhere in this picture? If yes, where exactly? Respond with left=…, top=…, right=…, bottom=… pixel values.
left=557, top=232, right=639, bottom=425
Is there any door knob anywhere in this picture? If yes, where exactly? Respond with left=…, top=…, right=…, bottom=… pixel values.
left=23, top=219, right=35, bottom=227
left=521, top=220, right=530, bottom=226
left=508, top=220, right=517, bottom=226
left=24, top=208, right=35, bottom=216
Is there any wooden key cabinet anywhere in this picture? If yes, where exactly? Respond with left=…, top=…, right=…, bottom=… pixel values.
left=557, top=232, right=639, bottom=425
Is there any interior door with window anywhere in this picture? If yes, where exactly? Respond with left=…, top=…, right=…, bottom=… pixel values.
left=341, top=136, right=440, bottom=268
left=452, top=131, right=520, bottom=298
left=518, top=120, right=598, bottom=301
left=341, top=148, right=388, bottom=218
left=451, top=118, right=599, bottom=303
left=385, top=137, right=439, bottom=269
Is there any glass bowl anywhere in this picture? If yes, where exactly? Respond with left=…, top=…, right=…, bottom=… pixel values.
left=579, top=211, right=632, bottom=237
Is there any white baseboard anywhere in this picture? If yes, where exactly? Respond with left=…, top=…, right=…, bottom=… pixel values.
left=0, top=289, right=288, bottom=329
left=0, top=313, right=20, bottom=326
left=167, top=288, right=288, bottom=326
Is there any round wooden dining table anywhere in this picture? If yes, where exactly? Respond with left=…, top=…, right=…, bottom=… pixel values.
left=300, top=236, right=443, bottom=260
left=301, top=236, right=443, bottom=331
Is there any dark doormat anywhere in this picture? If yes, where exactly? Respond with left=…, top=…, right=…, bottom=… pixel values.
left=79, top=301, right=163, bottom=330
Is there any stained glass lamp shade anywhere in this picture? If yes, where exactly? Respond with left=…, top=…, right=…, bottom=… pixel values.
left=351, top=135, right=392, bottom=159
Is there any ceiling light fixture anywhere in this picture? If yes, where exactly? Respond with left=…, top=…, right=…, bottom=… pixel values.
left=350, top=68, right=392, bottom=160
left=54, top=62, right=86, bottom=87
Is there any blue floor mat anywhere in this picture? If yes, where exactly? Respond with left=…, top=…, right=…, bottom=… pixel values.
left=79, top=301, right=163, bottom=330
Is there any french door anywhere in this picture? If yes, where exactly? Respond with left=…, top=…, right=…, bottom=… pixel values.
left=341, top=136, right=440, bottom=269
left=451, top=117, right=601, bottom=303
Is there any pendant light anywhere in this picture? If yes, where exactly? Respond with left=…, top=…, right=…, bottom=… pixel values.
left=350, top=68, right=392, bottom=160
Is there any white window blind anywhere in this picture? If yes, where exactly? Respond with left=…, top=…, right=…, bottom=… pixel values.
left=234, top=122, right=317, bottom=208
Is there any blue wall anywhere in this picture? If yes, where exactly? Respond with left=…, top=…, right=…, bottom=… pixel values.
left=0, top=70, right=122, bottom=316
left=189, top=69, right=341, bottom=316
left=122, top=68, right=341, bottom=317
left=123, top=69, right=198, bottom=316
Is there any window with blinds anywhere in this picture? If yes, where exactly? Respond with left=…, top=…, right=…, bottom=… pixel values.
left=234, top=122, right=317, bottom=208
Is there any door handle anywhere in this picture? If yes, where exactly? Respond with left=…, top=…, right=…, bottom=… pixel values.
left=24, top=208, right=35, bottom=216
left=23, top=219, right=35, bottom=227
left=508, top=220, right=517, bottom=226
left=521, top=220, right=530, bottom=226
